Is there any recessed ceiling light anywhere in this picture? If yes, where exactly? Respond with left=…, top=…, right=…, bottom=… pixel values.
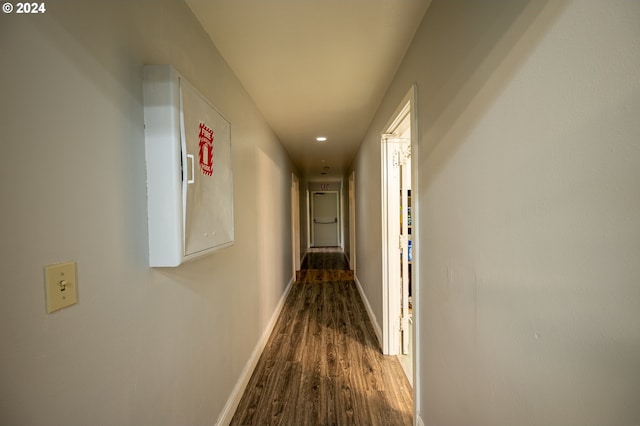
left=316, top=136, right=327, bottom=142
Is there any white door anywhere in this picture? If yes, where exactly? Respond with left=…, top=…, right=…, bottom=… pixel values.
left=312, top=191, right=339, bottom=247
left=180, top=78, right=233, bottom=257
left=381, top=136, right=402, bottom=355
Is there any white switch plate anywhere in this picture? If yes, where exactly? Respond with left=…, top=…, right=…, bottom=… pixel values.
left=44, top=261, right=77, bottom=313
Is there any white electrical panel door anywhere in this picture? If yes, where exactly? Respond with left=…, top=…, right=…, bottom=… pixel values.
left=180, top=79, right=233, bottom=256
left=143, top=65, right=234, bottom=267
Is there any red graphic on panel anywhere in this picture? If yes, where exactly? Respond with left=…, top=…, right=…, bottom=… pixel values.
left=198, top=122, right=214, bottom=176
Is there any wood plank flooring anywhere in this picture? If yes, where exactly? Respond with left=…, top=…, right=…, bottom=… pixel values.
left=231, top=252, right=412, bottom=426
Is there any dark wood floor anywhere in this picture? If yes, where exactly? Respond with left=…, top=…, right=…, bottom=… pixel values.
left=231, top=252, right=413, bottom=426
left=299, top=251, right=352, bottom=270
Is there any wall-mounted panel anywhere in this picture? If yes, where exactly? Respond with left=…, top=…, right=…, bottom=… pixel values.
left=143, top=65, right=234, bottom=267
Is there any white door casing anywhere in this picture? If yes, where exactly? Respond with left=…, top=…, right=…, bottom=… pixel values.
left=381, top=85, right=417, bottom=364
left=291, top=174, right=301, bottom=275
left=349, top=172, right=356, bottom=272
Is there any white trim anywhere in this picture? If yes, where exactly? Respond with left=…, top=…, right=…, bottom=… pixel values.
left=348, top=172, right=356, bottom=273
left=408, top=83, right=421, bottom=422
left=354, top=274, right=382, bottom=348
left=339, top=187, right=345, bottom=250
left=306, top=189, right=311, bottom=251
left=380, top=135, right=401, bottom=355
left=291, top=174, right=301, bottom=275
left=381, top=87, right=415, bottom=356
left=215, top=277, right=295, bottom=426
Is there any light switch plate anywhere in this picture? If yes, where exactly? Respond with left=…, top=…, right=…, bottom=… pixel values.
left=44, top=261, right=77, bottom=313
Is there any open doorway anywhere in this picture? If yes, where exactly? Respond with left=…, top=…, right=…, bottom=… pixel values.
left=381, top=87, right=417, bottom=386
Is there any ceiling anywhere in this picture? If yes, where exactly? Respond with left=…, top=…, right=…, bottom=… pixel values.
left=186, top=0, right=431, bottom=181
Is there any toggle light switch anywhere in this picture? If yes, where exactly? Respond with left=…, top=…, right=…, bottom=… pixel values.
left=44, top=261, right=77, bottom=313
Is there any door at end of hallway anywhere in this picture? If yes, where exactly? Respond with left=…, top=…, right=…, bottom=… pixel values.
left=311, top=191, right=339, bottom=247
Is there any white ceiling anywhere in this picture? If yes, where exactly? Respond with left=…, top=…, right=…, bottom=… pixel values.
left=186, top=0, right=431, bottom=181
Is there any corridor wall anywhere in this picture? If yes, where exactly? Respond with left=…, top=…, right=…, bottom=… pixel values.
left=351, top=0, right=640, bottom=424
left=0, top=2, right=295, bottom=425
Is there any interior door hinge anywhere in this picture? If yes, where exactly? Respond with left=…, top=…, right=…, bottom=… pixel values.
left=400, top=316, right=409, bottom=332
left=399, top=235, right=407, bottom=249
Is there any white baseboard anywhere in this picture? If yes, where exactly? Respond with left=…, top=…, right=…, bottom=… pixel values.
left=354, top=274, right=382, bottom=347
left=215, top=277, right=295, bottom=426
left=416, top=412, right=425, bottom=426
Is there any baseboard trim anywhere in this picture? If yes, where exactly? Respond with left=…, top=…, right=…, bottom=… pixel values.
left=216, top=276, right=295, bottom=426
left=416, top=412, right=425, bottom=426
left=354, top=274, right=383, bottom=348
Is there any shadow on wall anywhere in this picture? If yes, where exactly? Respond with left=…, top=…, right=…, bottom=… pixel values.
left=415, top=0, right=569, bottom=186
left=257, top=147, right=290, bottom=325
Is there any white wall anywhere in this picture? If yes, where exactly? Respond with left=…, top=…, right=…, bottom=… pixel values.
left=350, top=138, right=384, bottom=323
left=352, top=0, right=640, bottom=424
left=0, top=2, right=295, bottom=425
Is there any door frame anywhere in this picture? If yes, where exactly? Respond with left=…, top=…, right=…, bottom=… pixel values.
left=381, top=133, right=402, bottom=355
left=381, top=86, right=419, bottom=376
left=348, top=172, right=356, bottom=272
left=291, top=174, right=301, bottom=277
